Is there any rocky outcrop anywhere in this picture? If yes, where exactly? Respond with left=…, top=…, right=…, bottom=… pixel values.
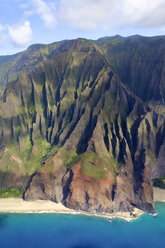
left=23, top=150, right=155, bottom=214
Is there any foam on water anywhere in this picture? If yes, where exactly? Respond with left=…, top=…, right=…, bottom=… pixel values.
left=0, top=202, right=164, bottom=248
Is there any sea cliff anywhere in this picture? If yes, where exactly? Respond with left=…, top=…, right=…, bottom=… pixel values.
left=0, top=35, right=165, bottom=215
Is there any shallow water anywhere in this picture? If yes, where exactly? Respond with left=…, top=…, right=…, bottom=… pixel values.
left=0, top=202, right=165, bottom=248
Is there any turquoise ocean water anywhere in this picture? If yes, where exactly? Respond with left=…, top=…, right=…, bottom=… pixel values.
left=0, top=202, right=165, bottom=248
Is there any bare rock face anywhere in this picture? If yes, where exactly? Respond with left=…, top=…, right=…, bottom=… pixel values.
left=24, top=150, right=155, bottom=214
left=152, top=137, right=165, bottom=179
left=65, top=162, right=114, bottom=213
left=24, top=156, right=68, bottom=202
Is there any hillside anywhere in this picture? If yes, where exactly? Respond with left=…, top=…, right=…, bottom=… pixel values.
left=0, top=36, right=165, bottom=215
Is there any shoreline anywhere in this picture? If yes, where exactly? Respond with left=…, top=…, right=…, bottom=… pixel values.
left=0, top=187, right=164, bottom=221
left=0, top=198, right=143, bottom=221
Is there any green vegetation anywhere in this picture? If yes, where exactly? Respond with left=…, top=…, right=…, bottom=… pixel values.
left=153, top=177, right=165, bottom=189
left=64, top=153, right=79, bottom=168
left=24, top=135, right=32, bottom=157
left=19, top=105, right=25, bottom=114
left=39, top=139, right=51, bottom=158
left=61, top=150, right=79, bottom=168
left=40, top=160, right=54, bottom=173
left=27, top=102, right=36, bottom=117
left=109, top=39, right=119, bottom=46
left=80, top=152, right=121, bottom=179
left=0, top=147, right=23, bottom=174
left=15, top=125, right=21, bottom=139
left=43, top=145, right=60, bottom=161
left=8, top=135, right=32, bottom=161
left=109, top=156, right=121, bottom=171
left=0, top=187, right=23, bottom=198
left=80, top=152, right=106, bottom=178
left=24, top=137, right=51, bottom=175
left=7, top=136, right=52, bottom=175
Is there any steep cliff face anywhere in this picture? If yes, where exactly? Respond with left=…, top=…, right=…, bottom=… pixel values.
left=98, top=35, right=165, bottom=106
left=0, top=36, right=165, bottom=214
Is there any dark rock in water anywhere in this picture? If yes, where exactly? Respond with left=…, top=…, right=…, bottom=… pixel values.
left=0, top=35, right=165, bottom=215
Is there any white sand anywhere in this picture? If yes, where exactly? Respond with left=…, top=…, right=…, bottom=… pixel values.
left=0, top=198, right=143, bottom=221
left=153, top=187, right=165, bottom=202
left=0, top=187, right=163, bottom=219
left=0, top=198, right=70, bottom=213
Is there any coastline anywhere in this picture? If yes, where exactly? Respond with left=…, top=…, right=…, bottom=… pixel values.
left=0, top=198, right=143, bottom=221
left=0, top=187, right=164, bottom=221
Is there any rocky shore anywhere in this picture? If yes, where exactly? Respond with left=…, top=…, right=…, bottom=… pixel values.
left=0, top=187, right=164, bottom=220
left=0, top=198, right=143, bottom=221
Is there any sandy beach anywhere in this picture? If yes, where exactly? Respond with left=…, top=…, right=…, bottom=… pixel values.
left=0, top=187, right=164, bottom=219
left=153, top=187, right=165, bottom=202
left=0, top=198, right=143, bottom=221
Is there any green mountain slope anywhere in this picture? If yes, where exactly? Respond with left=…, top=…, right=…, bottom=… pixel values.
left=98, top=35, right=165, bottom=108
left=0, top=36, right=165, bottom=215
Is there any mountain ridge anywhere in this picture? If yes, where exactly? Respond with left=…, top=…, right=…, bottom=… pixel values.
left=0, top=35, right=165, bottom=215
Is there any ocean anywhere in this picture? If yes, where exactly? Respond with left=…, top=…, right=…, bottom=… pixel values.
left=0, top=202, right=164, bottom=248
